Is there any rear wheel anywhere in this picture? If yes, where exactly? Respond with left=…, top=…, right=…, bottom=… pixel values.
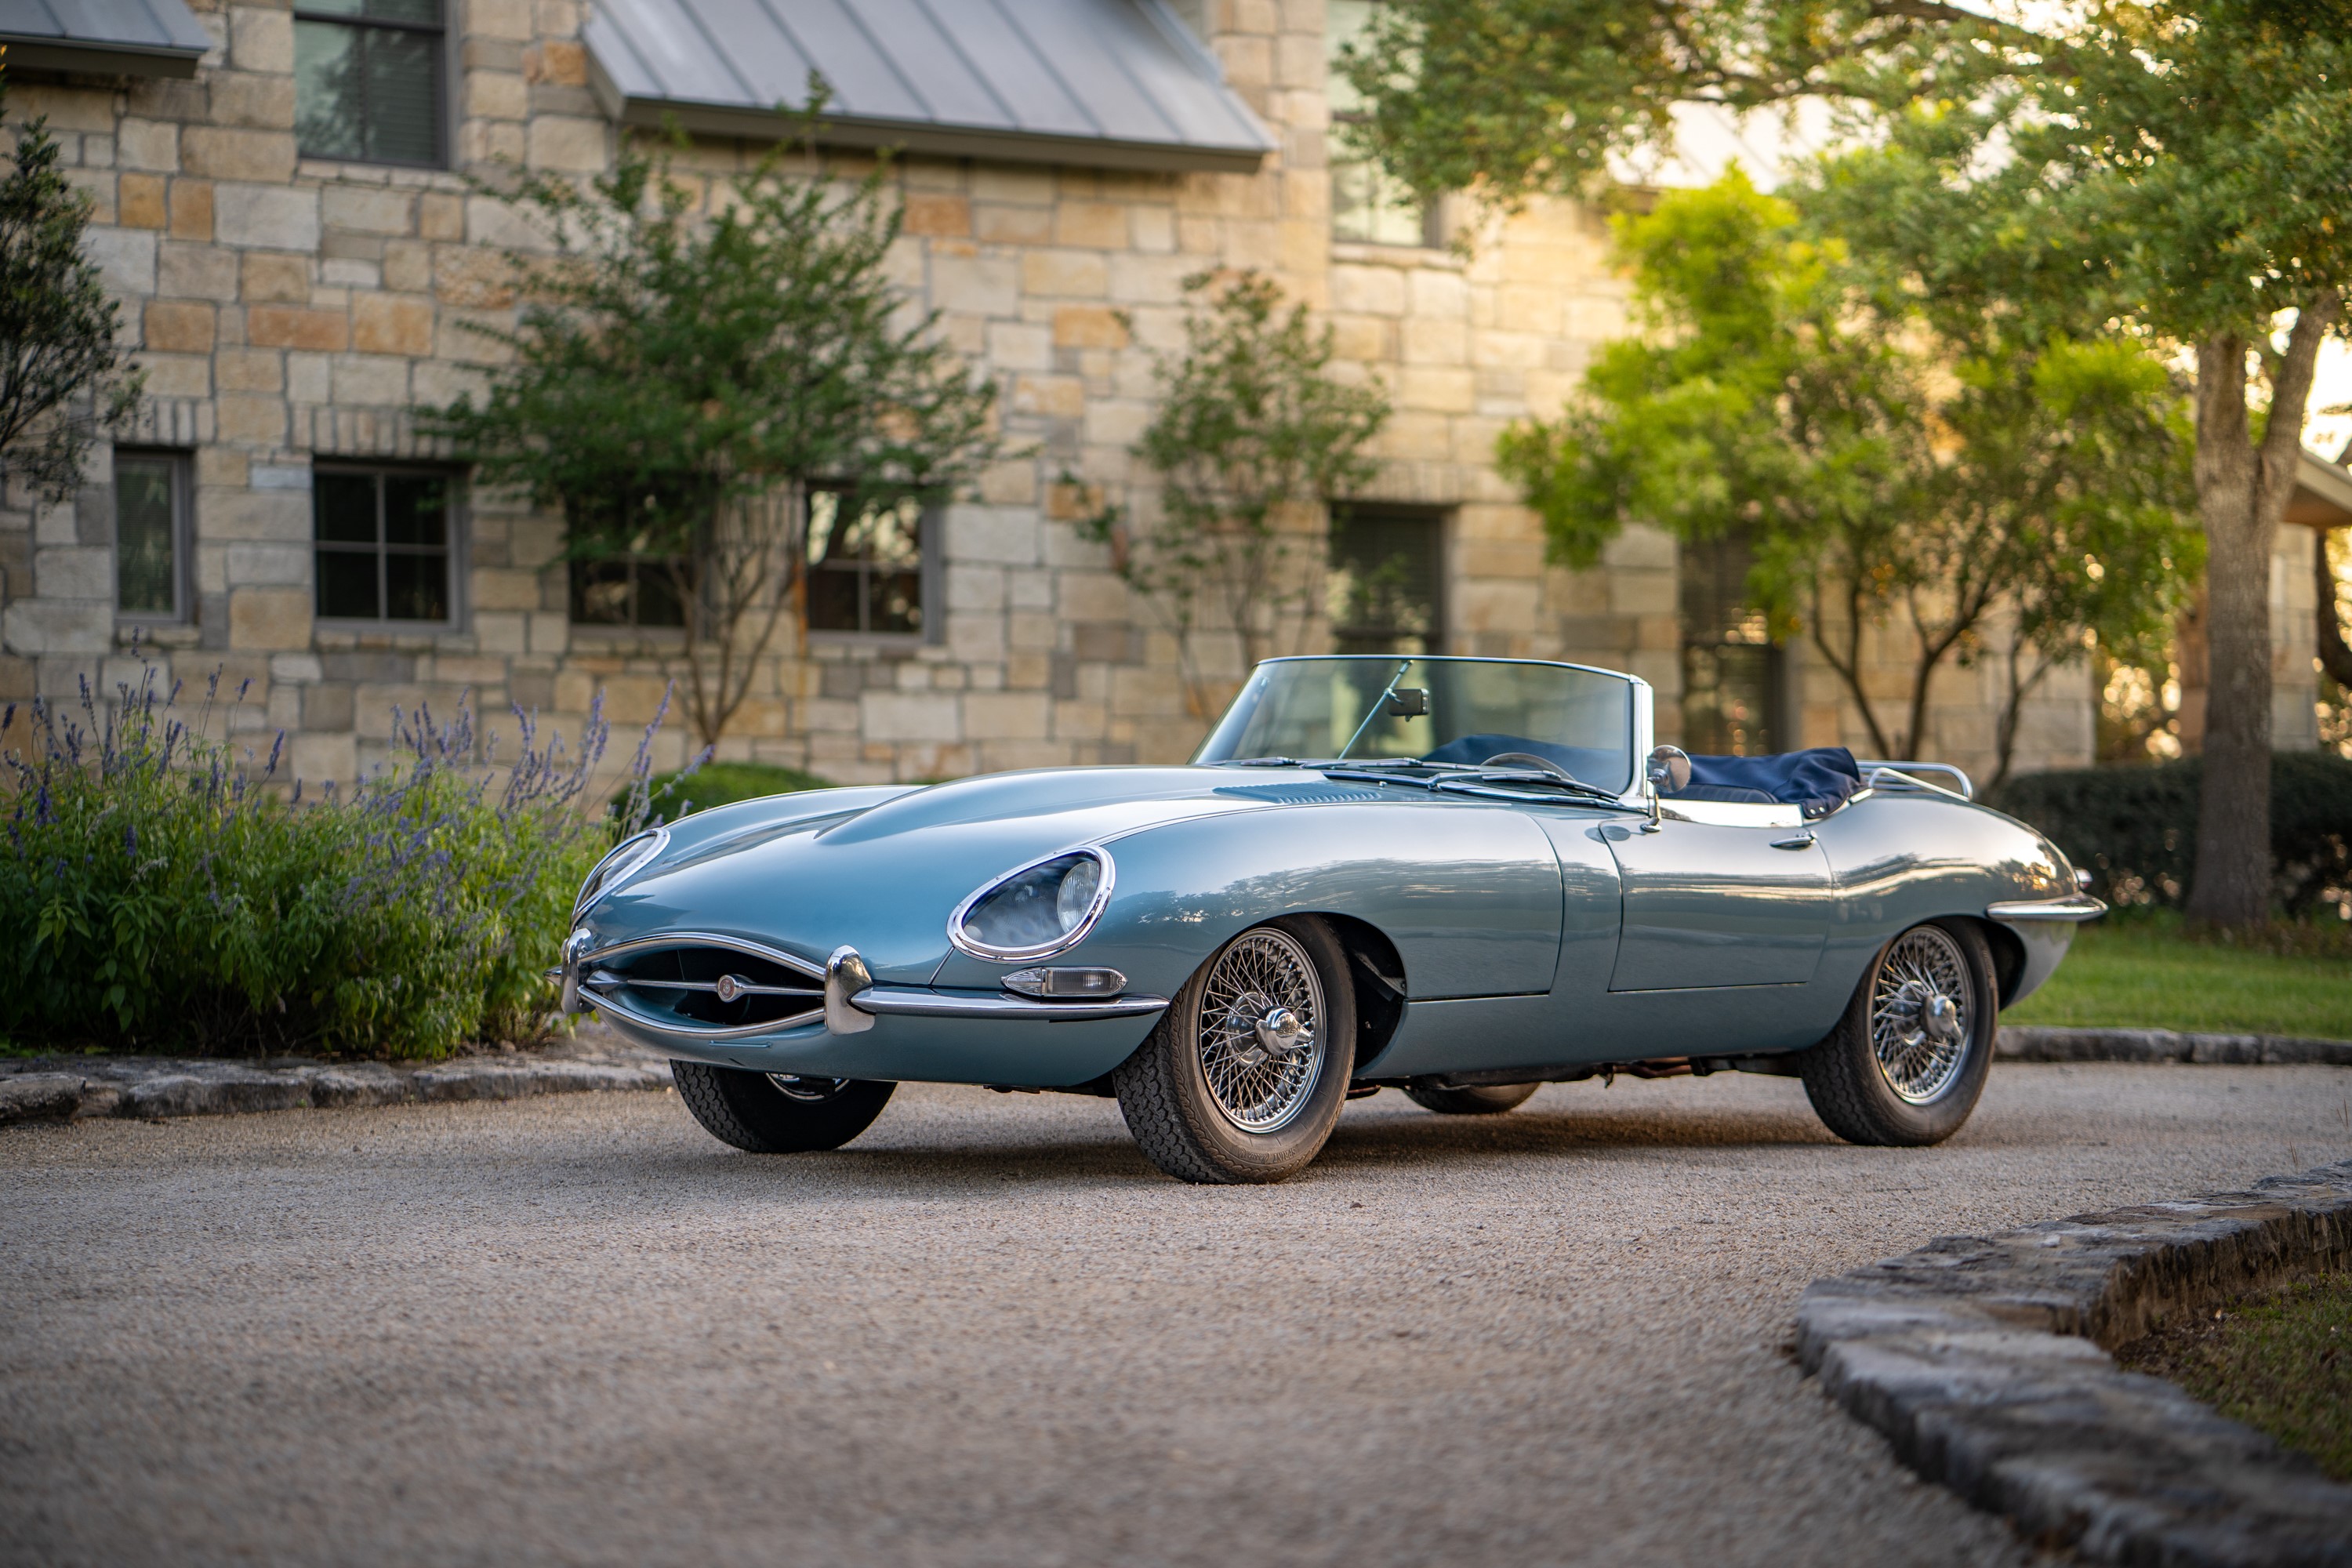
left=1405, top=1081, right=1540, bottom=1116
left=670, top=1062, right=895, bottom=1152
left=1800, top=920, right=1996, bottom=1147
left=1115, top=917, right=1356, bottom=1184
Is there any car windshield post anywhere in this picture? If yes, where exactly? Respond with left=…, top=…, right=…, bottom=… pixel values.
left=1333, top=658, right=1413, bottom=762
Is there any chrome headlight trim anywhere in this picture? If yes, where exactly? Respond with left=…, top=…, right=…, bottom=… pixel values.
left=946, top=846, right=1116, bottom=963
left=573, top=827, right=669, bottom=920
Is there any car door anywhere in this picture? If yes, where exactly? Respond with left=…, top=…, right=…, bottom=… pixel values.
left=1598, top=804, right=1835, bottom=991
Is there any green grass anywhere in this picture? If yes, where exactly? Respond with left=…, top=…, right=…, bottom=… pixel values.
left=2004, top=913, right=2352, bottom=1040
left=616, top=761, right=835, bottom=822
left=2117, top=1274, right=2352, bottom=1480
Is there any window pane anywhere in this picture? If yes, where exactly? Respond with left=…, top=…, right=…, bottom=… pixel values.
left=570, top=558, right=633, bottom=626
left=1329, top=508, right=1441, bottom=655
left=361, top=27, right=441, bottom=165
left=635, top=562, right=688, bottom=628
left=295, top=20, right=368, bottom=161
left=384, top=550, right=448, bottom=621
left=805, top=568, right=862, bottom=633
left=383, top=474, right=448, bottom=546
left=805, top=489, right=844, bottom=567
left=315, top=472, right=379, bottom=543
left=1332, top=157, right=1432, bottom=247
left=867, top=568, right=922, bottom=636
left=318, top=548, right=380, bottom=619
left=115, top=458, right=178, bottom=615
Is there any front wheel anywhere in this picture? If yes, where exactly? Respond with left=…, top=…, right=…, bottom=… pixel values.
left=1115, top=917, right=1357, bottom=1184
left=670, top=1062, right=895, bottom=1152
left=1800, top=920, right=1996, bottom=1147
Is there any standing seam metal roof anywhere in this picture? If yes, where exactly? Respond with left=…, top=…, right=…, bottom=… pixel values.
left=0, top=0, right=212, bottom=76
left=583, top=0, right=1274, bottom=173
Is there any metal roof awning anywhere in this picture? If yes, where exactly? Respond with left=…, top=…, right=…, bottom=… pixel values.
left=2289, top=448, right=2352, bottom=530
left=0, top=0, right=212, bottom=77
left=583, top=0, right=1275, bottom=174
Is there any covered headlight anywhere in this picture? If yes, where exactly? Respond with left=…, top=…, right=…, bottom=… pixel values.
left=949, top=848, right=1112, bottom=960
left=573, top=828, right=668, bottom=917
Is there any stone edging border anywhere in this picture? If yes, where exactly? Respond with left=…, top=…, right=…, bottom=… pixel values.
left=0, top=1039, right=672, bottom=1127
left=1998, top=1025, right=2352, bottom=1065
left=1796, top=1160, right=2352, bottom=1566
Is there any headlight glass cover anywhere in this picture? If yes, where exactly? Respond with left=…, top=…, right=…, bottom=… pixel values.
left=950, top=849, right=1112, bottom=960
left=574, top=828, right=668, bottom=917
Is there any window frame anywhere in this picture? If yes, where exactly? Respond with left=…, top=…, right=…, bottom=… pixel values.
left=1326, top=0, right=1446, bottom=250
left=1677, top=531, right=1788, bottom=756
left=1327, top=502, right=1447, bottom=655
left=310, top=463, right=466, bottom=632
left=567, top=550, right=691, bottom=633
left=801, top=485, right=942, bottom=645
left=291, top=0, right=453, bottom=171
left=112, top=447, right=195, bottom=626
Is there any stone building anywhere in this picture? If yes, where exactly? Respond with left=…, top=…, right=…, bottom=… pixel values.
left=0, top=0, right=2332, bottom=791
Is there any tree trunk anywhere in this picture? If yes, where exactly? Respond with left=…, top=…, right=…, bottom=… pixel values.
left=2183, top=297, right=2340, bottom=926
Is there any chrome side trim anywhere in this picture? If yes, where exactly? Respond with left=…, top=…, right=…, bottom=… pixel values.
left=946, top=845, right=1116, bottom=962
left=1986, top=895, right=2108, bottom=923
left=850, top=985, right=1169, bottom=1022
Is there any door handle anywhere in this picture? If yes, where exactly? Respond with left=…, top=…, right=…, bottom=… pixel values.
left=1769, top=832, right=1817, bottom=851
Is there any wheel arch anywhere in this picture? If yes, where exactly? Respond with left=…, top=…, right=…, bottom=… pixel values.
left=1299, top=911, right=1407, bottom=1076
left=1961, top=915, right=2028, bottom=1007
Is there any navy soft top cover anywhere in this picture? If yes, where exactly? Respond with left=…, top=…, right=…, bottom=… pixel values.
left=1673, top=746, right=1863, bottom=819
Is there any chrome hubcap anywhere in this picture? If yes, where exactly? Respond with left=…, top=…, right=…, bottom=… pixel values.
left=1196, top=929, right=1324, bottom=1133
left=1871, top=927, right=1973, bottom=1105
left=768, top=1074, right=848, bottom=1102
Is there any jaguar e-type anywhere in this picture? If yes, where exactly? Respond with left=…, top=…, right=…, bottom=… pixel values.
left=560, top=656, right=2101, bottom=1182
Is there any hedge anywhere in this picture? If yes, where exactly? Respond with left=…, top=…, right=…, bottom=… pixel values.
left=1986, top=752, right=2352, bottom=917
left=1, top=669, right=660, bottom=1058
left=616, top=760, right=833, bottom=822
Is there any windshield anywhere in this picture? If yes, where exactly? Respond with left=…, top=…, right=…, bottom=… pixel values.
left=1195, top=657, right=1640, bottom=794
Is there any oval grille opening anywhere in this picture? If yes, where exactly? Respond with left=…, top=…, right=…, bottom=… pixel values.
left=586, top=943, right=824, bottom=1032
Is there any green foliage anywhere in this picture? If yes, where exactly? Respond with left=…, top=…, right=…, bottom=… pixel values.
left=0, top=670, right=653, bottom=1058
left=0, top=80, right=143, bottom=499
left=2119, top=1274, right=2352, bottom=1481
left=1500, top=171, right=2200, bottom=776
left=619, top=760, right=833, bottom=822
left=418, top=99, right=1000, bottom=746
left=1988, top=753, right=2352, bottom=918
left=1079, top=270, right=1391, bottom=717
left=2002, top=916, right=2352, bottom=1038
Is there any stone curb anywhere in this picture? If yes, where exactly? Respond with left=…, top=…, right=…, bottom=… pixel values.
left=0, top=1033, right=672, bottom=1128
left=1998, top=1025, right=2352, bottom=1065
left=1795, top=1161, right=2352, bottom=1566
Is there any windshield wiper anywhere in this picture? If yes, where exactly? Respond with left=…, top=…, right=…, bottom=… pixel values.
left=1433, top=768, right=1631, bottom=807
left=1319, top=766, right=1439, bottom=790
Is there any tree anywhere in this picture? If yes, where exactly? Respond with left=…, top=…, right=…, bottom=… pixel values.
left=1342, top=0, right=2352, bottom=924
left=0, top=80, right=142, bottom=499
left=420, top=112, right=1000, bottom=748
left=1497, top=172, right=2199, bottom=786
left=1077, top=271, right=1391, bottom=720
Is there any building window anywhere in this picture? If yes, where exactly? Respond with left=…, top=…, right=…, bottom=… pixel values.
left=294, top=0, right=445, bottom=168
left=1327, top=1, right=1443, bottom=248
left=314, top=468, right=457, bottom=624
left=114, top=449, right=191, bottom=622
left=1328, top=505, right=1444, bottom=655
left=1680, top=532, right=1784, bottom=756
left=570, top=553, right=688, bottom=630
left=805, top=488, right=929, bottom=637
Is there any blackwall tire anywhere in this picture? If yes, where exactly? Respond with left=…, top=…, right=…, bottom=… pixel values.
left=1114, top=916, right=1357, bottom=1184
left=1404, top=1081, right=1540, bottom=1116
left=670, top=1062, right=895, bottom=1152
left=1799, top=920, right=1997, bottom=1147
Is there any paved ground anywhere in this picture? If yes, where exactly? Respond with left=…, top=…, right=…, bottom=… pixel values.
left=5, top=1065, right=2350, bottom=1568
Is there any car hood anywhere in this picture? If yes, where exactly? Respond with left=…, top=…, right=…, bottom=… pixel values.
left=576, top=766, right=1381, bottom=983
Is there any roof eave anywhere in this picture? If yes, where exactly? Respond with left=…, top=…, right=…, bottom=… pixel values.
left=0, top=35, right=206, bottom=78
left=585, top=49, right=1270, bottom=177
left=2292, top=449, right=2352, bottom=528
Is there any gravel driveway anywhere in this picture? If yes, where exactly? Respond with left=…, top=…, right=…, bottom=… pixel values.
left=5, top=1064, right=2350, bottom=1568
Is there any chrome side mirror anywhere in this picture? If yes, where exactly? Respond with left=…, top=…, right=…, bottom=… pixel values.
left=1642, top=745, right=1690, bottom=831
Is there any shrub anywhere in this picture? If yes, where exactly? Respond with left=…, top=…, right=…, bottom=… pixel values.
left=0, top=668, right=663, bottom=1058
left=1987, top=753, right=2352, bottom=918
left=618, top=760, right=832, bottom=822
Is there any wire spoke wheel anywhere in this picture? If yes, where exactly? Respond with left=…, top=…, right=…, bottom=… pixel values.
left=1868, top=926, right=1973, bottom=1105
left=1192, top=927, right=1327, bottom=1134
left=766, top=1074, right=850, bottom=1102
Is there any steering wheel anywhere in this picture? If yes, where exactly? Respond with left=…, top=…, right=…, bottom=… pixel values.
left=1479, top=751, right=1578, bottom=781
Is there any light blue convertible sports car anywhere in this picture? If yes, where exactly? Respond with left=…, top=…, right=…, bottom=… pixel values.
left=560, top=655, right=2103, bottom=1182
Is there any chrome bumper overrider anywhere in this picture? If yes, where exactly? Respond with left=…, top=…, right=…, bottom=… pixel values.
left=557, top=938, right=1167, bottom=1038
